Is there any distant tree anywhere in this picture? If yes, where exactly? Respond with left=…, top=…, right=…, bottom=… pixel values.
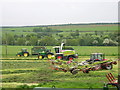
left=92, top=40, right=99, bottom=46
left=66, top=39, right=79, bottom=46
left=16, top=38, right=26, bottom=45
left=29, top=36, right=38, bottom=46
left=103, top=38, right=110, bottom=46
left=39, top=36, right=57, bottom=46
left=33, top=27, right=43, bottom=32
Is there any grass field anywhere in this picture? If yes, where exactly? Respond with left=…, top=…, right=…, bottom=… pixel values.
left=1, top=57, right=118, bottom=89
left=1, top=45, right=118, bottom=89
left=1, top=45, right=118, bottom=57
left=2, top=24, right=118, bottom=32
left=1, top=23, right=119, bottom=89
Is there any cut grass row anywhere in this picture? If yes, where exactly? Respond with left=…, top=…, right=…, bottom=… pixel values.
left=1, top=57, right=118, bottom=88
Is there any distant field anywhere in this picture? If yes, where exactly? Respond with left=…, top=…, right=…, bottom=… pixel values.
left=50, top=24, right=118, bottom=31
left=2, top=24, right=118, bottom=32
left=1, top=46, right=118, bottom=57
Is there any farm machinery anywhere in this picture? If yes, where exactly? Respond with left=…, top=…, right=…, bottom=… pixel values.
left=53, top=43, right=78, bottom=60
left=49, top=53, right=117, bottom=74
left=37, top=46, right=54, bottom=59
left=16, top=48, right=29, bottom=57
left=16, top=46, right=53, bottom=58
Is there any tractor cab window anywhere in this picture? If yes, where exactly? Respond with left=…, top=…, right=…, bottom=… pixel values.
left=97, top=54, right=103, bottom=60
left=91, top=54, right=103, bottom=60
left=21, top=49, right=27, bottom=52
left=55, top=48, right=59, bottom=53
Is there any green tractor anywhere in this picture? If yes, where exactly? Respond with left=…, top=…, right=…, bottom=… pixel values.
left=37, top=46, right=54, bottom=60
left=16, top=48, right=29, bottom=57
left=53, top=43, right=78, bottom=60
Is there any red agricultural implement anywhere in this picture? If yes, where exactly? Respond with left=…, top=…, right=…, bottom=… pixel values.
left=49, top=53, right=117, bottom=74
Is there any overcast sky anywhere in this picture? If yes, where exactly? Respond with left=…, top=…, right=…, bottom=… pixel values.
left=1, top=0, right=119, bottom=26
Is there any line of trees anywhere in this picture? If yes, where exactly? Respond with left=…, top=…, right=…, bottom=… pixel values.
left=2, top=28, right=119, bottom=46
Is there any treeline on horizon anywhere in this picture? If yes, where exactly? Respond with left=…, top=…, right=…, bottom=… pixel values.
left=2, top=26, right=119, bottom=46
left=1, top=22, right=119, bottom=28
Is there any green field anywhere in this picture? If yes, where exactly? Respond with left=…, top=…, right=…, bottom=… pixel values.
left=1, top=45, right=118, bottom=89
left=1, top=23, right=119, bottom=89
left=1, top=58, right=118, bottom=89
left=2, top=24, right=118, bottom=32
left=1, top=46, right=118, bottom=57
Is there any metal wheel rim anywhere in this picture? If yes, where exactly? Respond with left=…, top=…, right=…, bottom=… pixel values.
left=24, top=53, right=28, bottom=57
left=48, top=54, right=52, bottom=59
left=39, top=56, right=42, bottom=59
left=17, top=55, right=20, bottom=57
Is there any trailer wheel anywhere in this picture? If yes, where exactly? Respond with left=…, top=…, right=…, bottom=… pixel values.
left=105, top=64, right=113, bottom=70
left=23, top=53, right=29, bottom=57
left=38, top=55, right=44, bottom=60
left=47, top=54, right=52, bottom=59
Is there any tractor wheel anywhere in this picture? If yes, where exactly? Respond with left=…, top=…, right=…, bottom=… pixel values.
left=17, top=54, right=21, bottom=57
left=23, top=53, right=29, bottom=57
left=68, top=56, right=74, bottom=61
left=105, top=64, right=113, bottom=70
left=38, top=55, right=44, bottom=60
left=47, top=54, right=52, bottom=59
left=57, top=55, right=63, bottom=60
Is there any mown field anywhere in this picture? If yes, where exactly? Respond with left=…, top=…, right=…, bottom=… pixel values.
left=1, top=45, right=118, bottom=89
left=1, top=57, right=118, bottom=89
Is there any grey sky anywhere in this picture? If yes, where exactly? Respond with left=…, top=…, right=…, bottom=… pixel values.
left=1, top=0, right=119, bottom=26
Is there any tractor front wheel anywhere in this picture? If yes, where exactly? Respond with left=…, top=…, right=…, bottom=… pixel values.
left=57, top=55, right=63, bottom=60
left=38, top=55, right=44, bottom=60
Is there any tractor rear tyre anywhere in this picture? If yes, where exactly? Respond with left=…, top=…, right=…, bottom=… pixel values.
left=38, top=55, right=44, bottom=60
left=105, top=64, right=113, bottom=70
left=47, top=54, right=52, bottom=59
left=23, top=53, right=29, bottom=57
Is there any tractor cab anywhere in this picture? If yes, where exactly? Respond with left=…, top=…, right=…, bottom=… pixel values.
left=21, top=48, right=27, bottom=52
left=54, top=46, right=60, bottom=53
left=90, top=53, right=105, bottom=61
